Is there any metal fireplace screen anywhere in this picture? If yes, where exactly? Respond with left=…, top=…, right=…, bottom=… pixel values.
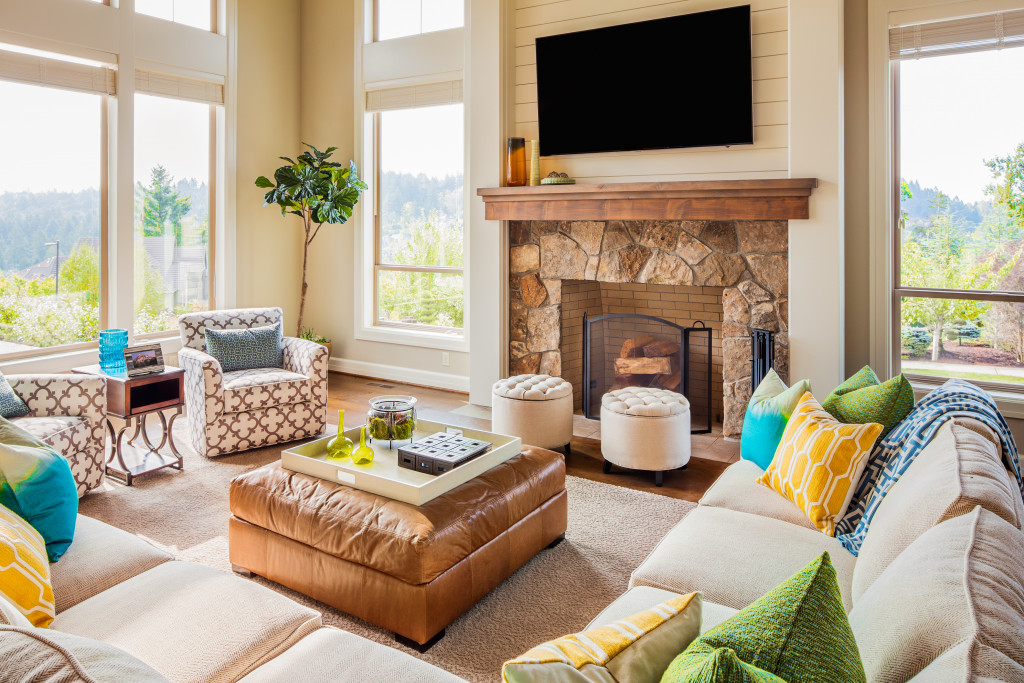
left=583, top=313, right=712, bottom=433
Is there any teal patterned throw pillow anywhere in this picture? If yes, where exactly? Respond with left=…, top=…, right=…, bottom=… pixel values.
left=0, top=373, right=29, bottom=419
left=204, top=322, right=284, bottom=372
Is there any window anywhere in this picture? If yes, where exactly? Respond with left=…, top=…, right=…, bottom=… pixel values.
left=893, top=11, right=1024, bottom=388
left=375, top=0, right=463, bottom=41
left=374, top=103, right=464, bottom=331
left=134, top=94, right=213, bottom=334
left=137, top=0, right=212, bottom=31
left=0, top=80, right=102, bottom=354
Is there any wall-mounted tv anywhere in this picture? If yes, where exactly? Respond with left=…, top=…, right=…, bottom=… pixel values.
left=535, top=5, right=753, bottom=157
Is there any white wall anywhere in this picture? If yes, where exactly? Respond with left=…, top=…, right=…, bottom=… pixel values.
left=511, top=0, right=789, bottom=182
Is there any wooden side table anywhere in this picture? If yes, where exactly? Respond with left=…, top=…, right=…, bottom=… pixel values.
left=72, top=365, right=185, bottom=485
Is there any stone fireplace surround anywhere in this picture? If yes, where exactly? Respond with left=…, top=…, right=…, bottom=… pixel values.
left=508, top=219, right=789, bottom=438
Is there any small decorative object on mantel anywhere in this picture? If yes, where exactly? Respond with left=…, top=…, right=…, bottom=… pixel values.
left=506, top=137, right=526, bottom=187
left=122, top=343, right=164, bottom=377
left=367, top=395, right=418, bottom=447
left=529, top=139, right=541, bottom=186
left=541, top=171, right=575, bottom=185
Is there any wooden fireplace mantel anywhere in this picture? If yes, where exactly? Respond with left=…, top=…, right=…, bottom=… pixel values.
left=476, top=178, right=819, bottom=221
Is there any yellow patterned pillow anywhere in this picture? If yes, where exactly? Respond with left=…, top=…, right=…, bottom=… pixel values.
left=0, top=504, right=55, bottom=627
left=758, top=392, right=882, bottom=536
left=503, top=593, right=701, bottom=683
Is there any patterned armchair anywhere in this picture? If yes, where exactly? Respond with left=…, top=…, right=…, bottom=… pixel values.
left=177, top=307, right=328, bottom=458
left=7, top=374, right=107, bottom=496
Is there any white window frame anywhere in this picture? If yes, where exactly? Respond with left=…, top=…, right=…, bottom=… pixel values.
left=352, top=0, right=468, bottom=352
left=868, top=0, right=1024, bottom=417
left=0, top=0, right=231, bottom=370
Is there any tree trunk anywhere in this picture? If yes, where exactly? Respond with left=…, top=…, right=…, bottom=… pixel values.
left=296, top=211, right=311, bottom=336
left=931, top=323, right=943, bottom=361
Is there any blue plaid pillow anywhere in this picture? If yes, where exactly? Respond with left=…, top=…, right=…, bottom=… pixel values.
left=204, top=322, right=284, bottom=372
left=0, top=374, right=28, bottom=419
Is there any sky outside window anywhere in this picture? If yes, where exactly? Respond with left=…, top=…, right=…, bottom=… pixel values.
left=377, top=0, right=463, bottom=40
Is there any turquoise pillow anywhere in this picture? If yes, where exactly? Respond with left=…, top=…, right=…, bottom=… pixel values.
left=0, top=417, right=78, bottom=562
left=204, top=322, right=284, bottom=372
left=0, top=373, right=29, bottom=419
left=740, top=369, right=812, bottom=470
left=660, top=553, right=865, bottom=683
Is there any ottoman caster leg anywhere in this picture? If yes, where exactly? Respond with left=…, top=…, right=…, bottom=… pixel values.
left=563, top=442, right=571, bottom=458
left=679, top=464, right=688, bottom=471
left=546, top=533, right=565, bottom=549
left=655, top=471, right=664, bottom=487
left=602, top=459, right=612, bottom=474
left=396, top=628, right=445, bottom=653
left=231, top=564, right=253, bottom=578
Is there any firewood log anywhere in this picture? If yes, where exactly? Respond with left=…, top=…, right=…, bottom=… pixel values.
left=620, top=335, right=656, bottom=358
left=643, top=339, right=681, bottom=358
left=614, top=356, right=672, bottom=375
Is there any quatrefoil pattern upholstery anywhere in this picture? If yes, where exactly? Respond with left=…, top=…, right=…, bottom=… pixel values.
left=177, top=308, right=327, bottom=458
left=7, top=375, right=107, bottom=496
left=602, top=387, right=690, bottom=417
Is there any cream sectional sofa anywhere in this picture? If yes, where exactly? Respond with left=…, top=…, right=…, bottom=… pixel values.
left=4, top=515, right=464, bottom=683
left=588, top=418, right=1024, bottom=682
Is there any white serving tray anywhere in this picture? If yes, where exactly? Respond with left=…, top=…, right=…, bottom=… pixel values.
left=280, top=419, right=522, bottom=506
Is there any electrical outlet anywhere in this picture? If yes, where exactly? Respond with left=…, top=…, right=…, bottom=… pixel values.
left=441, top=352, right=450, bottom=367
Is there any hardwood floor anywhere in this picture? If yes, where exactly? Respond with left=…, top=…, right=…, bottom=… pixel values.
left=327, top=372, right=736, bottom=503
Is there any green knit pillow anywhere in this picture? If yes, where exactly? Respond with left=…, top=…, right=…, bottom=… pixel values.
left=822, top=366, right=914, bottom=439
left=660, top=553, right=865, bottom=683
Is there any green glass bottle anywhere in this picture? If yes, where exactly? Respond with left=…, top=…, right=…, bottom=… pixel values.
left=352, top=426, right=375, bottom=465
left=326, top=409, right=353, bottom=460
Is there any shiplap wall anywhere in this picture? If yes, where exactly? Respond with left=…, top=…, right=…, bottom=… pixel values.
left=512, top=0, right=789, bottom=182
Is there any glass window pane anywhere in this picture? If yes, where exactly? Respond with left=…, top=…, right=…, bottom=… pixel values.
left=900, top=295, right=1024, bottom=385
left=377, top=0, right=463, bottom=40
left=137, top=0, right=211, bottom=31
left=0, top=81, right=101, bottom=354
left=898, top=47, right=1024, bottom=294
left=378, top=103, right=464, bottom=267
left=378, top=270, right=463, bottom=329
left=134, top=94, right=211, bottom=334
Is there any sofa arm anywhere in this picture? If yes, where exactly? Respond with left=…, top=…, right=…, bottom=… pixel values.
left=178, top=347, right=225, bottom=424
left=8, top=374, right=107, bottom=423
left=282, top=337, right=328, bottom=409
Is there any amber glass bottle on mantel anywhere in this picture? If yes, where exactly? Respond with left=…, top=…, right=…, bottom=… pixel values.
left=506, top=137, right=526, bottom=187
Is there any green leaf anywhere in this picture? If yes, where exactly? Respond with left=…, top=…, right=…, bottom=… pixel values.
left=255, top=175, right=274, bottom=188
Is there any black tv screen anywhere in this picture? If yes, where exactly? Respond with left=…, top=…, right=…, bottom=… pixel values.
left=535, top=6, right=753, bottom=157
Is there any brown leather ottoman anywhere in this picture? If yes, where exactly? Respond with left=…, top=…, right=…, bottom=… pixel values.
left=228, top=446, right=567, bottom=648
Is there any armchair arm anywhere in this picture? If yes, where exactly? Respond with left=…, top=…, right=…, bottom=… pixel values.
left=8, top=374, right=106, bottom=423
left=178, top=347, right=225, bottom=424
left=282, top=337, right=328, bottom=407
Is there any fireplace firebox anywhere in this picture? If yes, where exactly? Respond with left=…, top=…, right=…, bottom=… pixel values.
left=582, top=313, right=713, bottom=433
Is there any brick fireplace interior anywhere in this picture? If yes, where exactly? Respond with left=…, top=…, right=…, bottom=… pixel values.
left=508, top=219, right=790, bottom=438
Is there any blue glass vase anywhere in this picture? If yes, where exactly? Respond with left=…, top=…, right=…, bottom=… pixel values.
left=99, top=329, right=128, bottom=374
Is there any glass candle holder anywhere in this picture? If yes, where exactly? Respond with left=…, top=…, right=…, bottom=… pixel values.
left=506, top=137, right=526, bottom=187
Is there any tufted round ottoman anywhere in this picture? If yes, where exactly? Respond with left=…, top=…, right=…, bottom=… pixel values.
left=492, top=374, right=573, bottom=454
left=600, top=387, right=690, bottom=486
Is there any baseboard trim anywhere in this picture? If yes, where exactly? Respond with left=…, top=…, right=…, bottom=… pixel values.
left=328, top=357, right=470, bottom=393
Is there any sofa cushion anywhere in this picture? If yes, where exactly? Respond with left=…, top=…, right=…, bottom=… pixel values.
left=906, top=641, right=1024, bottom=682
left=0, top=504, right=54, bottom=627
left=587, top=586, right=738, bottom=635
left=222, top=368, right=311, bottom=413
left=205, top=322, right=284, bottom=372
left=629, top=506, right=856, bottom=612
left=849, top=507, right=1024, bottom=683
left=822, top=366, right=914, bottom=441
left=0, top=592, right=32, bottom=628
left=739, top=369, right=811, bottom=469
left=50, top=515, right=172, bottom=613
left=0, top=625, right=169, bottom=682
left=51, top=561, right=322, bottom=683
left=852, top=422, right=1023, bottom=601
left=238, top=627, right=466, bottom=683
left=0, top=372, right=29, bottom=419
left=699, top=460, right=817, bottom=531
left=11, top=416, right=92, bottom=455
left=661, top=553, right=865, bottom=683
left=758, top=392, right=881, bottom=536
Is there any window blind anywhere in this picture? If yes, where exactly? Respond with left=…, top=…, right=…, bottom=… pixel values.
left=0, top=49, right=115, bottom=95
left=135, top=70, right=224, bottom=105
left=890, top=10, right=1024, bottom=60
left=366, top=80, right=462, bottom=112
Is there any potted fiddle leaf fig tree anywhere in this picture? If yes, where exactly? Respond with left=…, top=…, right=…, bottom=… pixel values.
left=255, top=143, right=367, bottom=336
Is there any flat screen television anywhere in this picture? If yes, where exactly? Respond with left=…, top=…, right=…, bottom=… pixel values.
left=535, top=6, right=753, bottom=157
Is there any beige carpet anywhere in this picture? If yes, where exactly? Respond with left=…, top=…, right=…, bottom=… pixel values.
left=79, top=424, right=696, bottom=682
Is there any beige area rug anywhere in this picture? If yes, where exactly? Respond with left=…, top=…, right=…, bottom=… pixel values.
left=79, top=424, right=695, bottom=682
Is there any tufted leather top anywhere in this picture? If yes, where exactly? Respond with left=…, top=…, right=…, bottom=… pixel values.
left=602, top=387, right=690, bottom=417
left=492, top=374, right=573, bottom=401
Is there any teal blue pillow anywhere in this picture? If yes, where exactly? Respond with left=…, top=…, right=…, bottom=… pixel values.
left=0, top=417, right=78, bottom=562
left=0, top=373, right=29, bottom=419
left=740, top=369, right=812, bottom=470
left=204, top=322, right=284, bottom=372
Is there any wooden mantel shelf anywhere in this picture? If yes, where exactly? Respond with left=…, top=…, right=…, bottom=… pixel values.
left=476, top=178, right=819, bottom=222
